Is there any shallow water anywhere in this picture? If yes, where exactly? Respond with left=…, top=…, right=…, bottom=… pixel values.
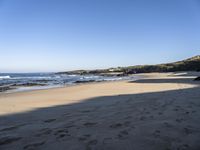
left=0, top=73, right=136, bottom=93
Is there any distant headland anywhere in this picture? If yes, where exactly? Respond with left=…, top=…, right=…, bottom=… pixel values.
left=58, top=55, right=200, bottom=76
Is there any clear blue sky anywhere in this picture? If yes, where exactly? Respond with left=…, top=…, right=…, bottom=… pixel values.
left=0, top=0, right=200, bottom=73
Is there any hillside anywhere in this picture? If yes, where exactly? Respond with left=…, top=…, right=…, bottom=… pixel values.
left=58, top=55, right=200, bottom=76
left=121, top=55, right=200, bottom=74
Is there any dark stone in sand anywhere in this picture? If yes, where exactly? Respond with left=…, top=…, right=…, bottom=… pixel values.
left=0, top=136, right=22, bottom=145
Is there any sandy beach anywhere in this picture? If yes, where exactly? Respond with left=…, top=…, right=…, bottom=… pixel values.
left=0, top=73, right=200, bottom=150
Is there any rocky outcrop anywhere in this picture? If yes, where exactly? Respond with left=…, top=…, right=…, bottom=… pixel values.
left=194, top=76, right=200, bottom=81
left=0, top=86, right=14, bottom=92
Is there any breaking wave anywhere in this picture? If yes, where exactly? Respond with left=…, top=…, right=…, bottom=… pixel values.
left=0, top=76, right=10, bottom=80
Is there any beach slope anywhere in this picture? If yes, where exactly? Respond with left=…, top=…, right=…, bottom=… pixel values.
left=0, top=73, right=200, bottom=150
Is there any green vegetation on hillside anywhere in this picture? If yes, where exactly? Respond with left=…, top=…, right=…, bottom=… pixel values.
left=121, top=55, right=200, bottom=74
left=58, top=55, right=200, bottom=76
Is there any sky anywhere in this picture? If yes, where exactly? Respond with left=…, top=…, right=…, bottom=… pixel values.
left=0, top=0, right=200, bottom=73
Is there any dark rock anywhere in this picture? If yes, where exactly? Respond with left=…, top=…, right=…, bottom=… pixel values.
left=74, top=80, right=96, bottom=83
left=194, top=76, right=200, bottom=81
left=13, top=83, right=46, bottom=87
left=33, top=79, right=51, bottom=83
left=0, top=86, right=14, bottom=92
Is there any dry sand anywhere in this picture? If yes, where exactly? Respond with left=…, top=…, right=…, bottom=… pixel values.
left=0, top=72, right=200, bottom=150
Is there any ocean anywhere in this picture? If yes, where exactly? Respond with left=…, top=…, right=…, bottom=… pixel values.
left=0, top=73, right=134, bottom=93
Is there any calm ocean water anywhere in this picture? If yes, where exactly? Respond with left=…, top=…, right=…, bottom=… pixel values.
left=0, top=73, right=134, bottom=93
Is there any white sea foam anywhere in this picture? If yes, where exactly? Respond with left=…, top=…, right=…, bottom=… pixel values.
left=0, top=76, right=10, bottom=79
left=10, top=76, right=53, bottom=80
left=67, top=75, right=77, bottom=77
left=83, top=76, right=99, bottom=79
left=0, top=73, right=138, bottom=93
left=103, top=77, right=123, bottom=81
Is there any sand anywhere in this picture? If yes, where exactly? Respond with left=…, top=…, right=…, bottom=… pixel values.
left=0, top=72, right=200, bottom=150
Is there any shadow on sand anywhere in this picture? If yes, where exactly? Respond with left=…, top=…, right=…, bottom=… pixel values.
left=129, top=78, right=199, bottom=84
left=0, top=78, right=200, bottom=150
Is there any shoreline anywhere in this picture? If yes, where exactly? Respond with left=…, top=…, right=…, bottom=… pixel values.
left=0, top=78, right=127, bottom=95
left=0, top=72, right=199, bottom=116
left=0, top=74, right=142, bottom=95
left=0, top=71, right=182, bottom=95
left=0, top=74, right=137, bottom=94
left=0, top=72, right=176, bottom=95
left=1, top=71, right=197, bottom=95
left=0, top=72, right=198, bottom=97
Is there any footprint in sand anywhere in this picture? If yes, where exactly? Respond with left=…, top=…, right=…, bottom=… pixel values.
left=192, top=110, right=196, bottom=113
left=65, top=125, right=75, bottom=128
left=35, top=128, right=52, bottom=137
left=86, top=139, right=98, bottom=150
left=163, top=122, right=173, bottom=128
left=103, top=137, right=112, bottom=144
left=118, top=130, right=129, bottom=139
left=23, top=141, right=45, bottom=150
left=0, top=124, right=26, bottom=132
left=153, top=130, right=161, bottom=138
left=187, top=105, right=193, bottom=108
left=131, top=125, right=136, bottom=129
left=58, top=134, right=66, bottom=138
left=77, top=134, right=91, bottom=142
left=80, top=110, right=91, bottom=113
left=126, top=98, right=132, bottom=103
left=88, top=139, right=97, bottom=145
left=84, top=134, right=91, bottom=138
left=54, top=129, right=70, bottom=139
left=177, top=144, right=190, bottom=150
left=83, top=122, right=98, bottom=127
left=110, top=123, right=122, bottom=128
left=145, top=111, right=150, bottom=114
left=183, top=127, right=193, bottom=135
left=124, top=121, right=131, bottom=126
left=153, top=107, right=158, bottom=110
left=173, top=108, right=179, bottom=112
left=149, top=115, right=154, bottom=119
left=185, top=111, right=190, bottom=114
left=78, top=136, right=87, bottom=141
left=175, top=118, right=184, bottom=123
left=0, top=136, right=22, bottom=145
left=44, top=118, right=56, bottom=123
left=139, top=116, right=146, bottom=121
left=124, top=116, right=132, bottom=119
